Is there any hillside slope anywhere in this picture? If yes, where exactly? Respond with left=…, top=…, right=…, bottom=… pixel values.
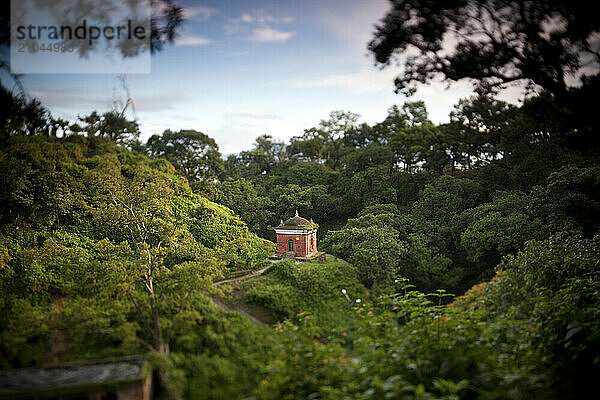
left=0, top=135, right=274, bottom=398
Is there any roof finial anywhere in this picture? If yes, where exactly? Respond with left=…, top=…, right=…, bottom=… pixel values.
left=295, top=209, right=299, bottom=217
left=280, top=219, right=283, bottom=225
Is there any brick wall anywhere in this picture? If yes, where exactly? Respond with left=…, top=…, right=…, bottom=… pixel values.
left=276, top=231, right=318, bottom=257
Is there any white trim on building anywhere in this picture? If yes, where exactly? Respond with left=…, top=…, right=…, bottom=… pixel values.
left=274, top=229, right=316, bottom=235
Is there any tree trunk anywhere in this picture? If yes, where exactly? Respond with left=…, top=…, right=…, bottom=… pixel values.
left=159, top=369, right=181, bottom=400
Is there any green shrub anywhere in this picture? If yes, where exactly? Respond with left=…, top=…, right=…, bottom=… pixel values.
left=256, top=234, right=600, bottom=399
left=243, top=257, right=366, bottom=330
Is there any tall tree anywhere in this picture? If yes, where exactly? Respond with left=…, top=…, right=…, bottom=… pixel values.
left=369, top=0, right=600, bottom=96
left=220, top=178, right=274, bottom=237
left=319, top=111, right=360, bottom=170
left=146, top=129, right=224, bottom=190
left=385, top=102, right=438, bottom=172
left=288, top=111, right=360, bottom=169
left=253, top=134, right=287, bottom=166
left=0, top=84, right=51, bottom=140
left=77, top=110, right=141, bottom=146
left=288, top=127, right=327, bottom=162
left=447, top=95, right=518, bottom=168
left=235, top=135, right=287, bottom=176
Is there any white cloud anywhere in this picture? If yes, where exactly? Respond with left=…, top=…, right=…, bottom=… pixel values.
left=32, top=87, right=187, bottom=114
left=182, top=6, right=217, bottom=21
left=133, top=93, right=188, bottom=112
left=291, top=68, right=397, bottom=94
left=290, top=68, right=524, bottom=124
left=28, top=88, right=110, bottom=113
left=219, top=50, right=251, bottom=57
left=225, top=11, right=295, bottom=42
left=241, top=13, right=254, bottom=23
left=224, top=112, right=282, bottom=121
left=27, top=85, right=189, bottom=139
left=175, top=34, right=211, bottom=46
left=316, top=0, right=390, bottom=55
left=251, top=27, right=294, bottom=43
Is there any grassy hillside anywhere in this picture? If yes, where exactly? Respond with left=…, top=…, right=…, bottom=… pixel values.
left=240, top=256, right=366, bottom=330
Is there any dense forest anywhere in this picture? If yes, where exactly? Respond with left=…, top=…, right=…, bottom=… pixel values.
left=213, top=88, right=600, bottom=296
left=2, top=71, right=599, bottom=397
left=1, top=0, right=600, bottom=398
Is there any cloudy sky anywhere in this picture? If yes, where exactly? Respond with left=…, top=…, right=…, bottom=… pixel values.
left=4, top=0, right=522, bottom=154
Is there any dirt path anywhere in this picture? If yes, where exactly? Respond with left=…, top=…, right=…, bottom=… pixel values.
left=210, top=296, right=267, bottom=326
left=213, top=266, right=271, bottom=287
left=210, top=262, right=277, bottom=325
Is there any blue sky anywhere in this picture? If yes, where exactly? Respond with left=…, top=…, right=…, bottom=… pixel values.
left=4, top=0, right=522, bottom=154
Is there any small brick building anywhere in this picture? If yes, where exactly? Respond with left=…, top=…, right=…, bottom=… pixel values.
left=274, top=211, right=318, bottom=258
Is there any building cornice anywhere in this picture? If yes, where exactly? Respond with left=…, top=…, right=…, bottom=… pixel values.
left=274, top=228, right=316, bottom=235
